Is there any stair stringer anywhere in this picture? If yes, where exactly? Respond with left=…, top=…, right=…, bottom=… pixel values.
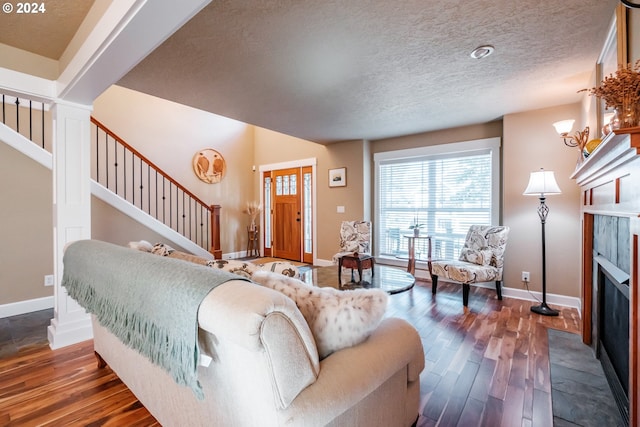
left=91, top=181, right=213, bottom=259
left=0, top=122, right=52, bottom=169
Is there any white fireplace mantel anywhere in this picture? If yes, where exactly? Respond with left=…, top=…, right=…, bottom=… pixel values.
left=571, top=127, right=640, bottom=185
left=571, top=126, right=640, bottom=216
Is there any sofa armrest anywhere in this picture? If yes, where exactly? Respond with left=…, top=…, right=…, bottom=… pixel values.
left=282, top=317, right=424, bottom=425
left=198, top=280, right=321, bottom=408
left=322, top=316, right=423, bottom=387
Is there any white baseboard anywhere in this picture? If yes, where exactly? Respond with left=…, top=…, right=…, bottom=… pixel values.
left=336, top=257, right=582, bottom=311
left=0, top=296, right=54, bottom=319
left=47, top=314, right=93, bottom=349
left=501, top=286, right=581, bottom=312
left=223, top=250, right=246, bottom=260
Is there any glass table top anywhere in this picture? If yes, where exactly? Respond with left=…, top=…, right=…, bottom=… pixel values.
left=301, top=264, right=415, bottom=294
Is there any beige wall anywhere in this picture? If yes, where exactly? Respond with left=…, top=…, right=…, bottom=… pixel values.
left=253, top=127, right=367, bottom=261
left=0, top=142, right=53, bottom=305
left=0, top=99, right=594, bottom=306
left=503, top=103, right=583, bottom=297
left=91, top=197, right=190, bottom=253
left=371, top=113, right=583, bottom=298
left=92, top=86, right=370, bottom=261
left=93, top=85, right=255, bottom=254
left=373, top=121, right=504, bottom=153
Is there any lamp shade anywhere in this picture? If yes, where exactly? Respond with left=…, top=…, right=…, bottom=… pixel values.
left=552, top=120, right=574, bottom=135
left=523, top=169, right=561, bottom=196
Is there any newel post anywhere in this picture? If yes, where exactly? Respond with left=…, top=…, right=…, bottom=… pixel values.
left=48, top=102, right=93, bottom=349
left=210, top=204, right=222, bottom=259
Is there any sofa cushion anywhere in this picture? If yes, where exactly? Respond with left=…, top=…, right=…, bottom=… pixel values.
left=431, top=259, right=501, bottom=284
left=251, top=270, right=388, bottom=359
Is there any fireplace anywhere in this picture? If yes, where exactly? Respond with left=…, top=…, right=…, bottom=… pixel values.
left=573, top=126, right=640, bottom=425
left=593, top=252, right=630, bottom=424
left=590, top=214, right=631, bottom=424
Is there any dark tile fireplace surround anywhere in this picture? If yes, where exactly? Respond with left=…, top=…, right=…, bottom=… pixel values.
left=591, top=215, right=631, bottom=424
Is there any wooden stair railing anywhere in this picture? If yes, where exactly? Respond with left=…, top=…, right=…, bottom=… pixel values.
left=91, top=117, right=221, bottom=258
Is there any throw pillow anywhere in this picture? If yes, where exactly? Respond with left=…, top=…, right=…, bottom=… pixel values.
left=251, top=270, right=388, bottom=359
left=254, top=261, right=300, bottom=278
left=459, top=248, right=493, bottom=266
left=130, top=241, right=212, bottom=266
left=209, top=260, right=258, bottom=279
left=128, top=240, right=154, bottom=252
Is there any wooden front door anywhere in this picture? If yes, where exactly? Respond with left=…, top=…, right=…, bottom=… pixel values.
left=271, top=167, right=301, bottom=261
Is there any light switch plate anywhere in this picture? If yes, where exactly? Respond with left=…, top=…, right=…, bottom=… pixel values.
left=44, top=275, right=54, bottom=286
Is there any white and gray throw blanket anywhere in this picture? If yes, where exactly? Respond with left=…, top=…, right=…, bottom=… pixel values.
left=62, top=240, right=244, bottom=399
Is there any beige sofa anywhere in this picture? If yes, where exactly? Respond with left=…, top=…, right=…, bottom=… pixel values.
left=72, top=243, right=424, bottom=426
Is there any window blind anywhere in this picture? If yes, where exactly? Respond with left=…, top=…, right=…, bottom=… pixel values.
left=376, top=146, right=496, bottom=260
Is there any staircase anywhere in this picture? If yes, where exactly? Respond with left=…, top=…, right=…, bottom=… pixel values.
left=1, top=93, right=221, bottom=258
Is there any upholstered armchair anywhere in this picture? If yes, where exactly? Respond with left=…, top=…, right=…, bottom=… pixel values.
left=332, top=220, right=372, bottom=262
left=431, top=225, right=510, bottom=307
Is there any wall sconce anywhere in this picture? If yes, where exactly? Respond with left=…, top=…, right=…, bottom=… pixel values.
left=553, top=120, right=590, bottom=164
left=553, top=120, right=590, bottom=149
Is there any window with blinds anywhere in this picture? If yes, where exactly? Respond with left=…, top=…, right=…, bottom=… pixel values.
left=374, top=138, right=500, bottom=260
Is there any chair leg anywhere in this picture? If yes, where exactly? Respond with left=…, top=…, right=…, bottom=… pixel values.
left=431, top=275, right=438, bottom=294
left=495, top=280, right=503, bottom=300
left=462, top=283, right=470, bottom=306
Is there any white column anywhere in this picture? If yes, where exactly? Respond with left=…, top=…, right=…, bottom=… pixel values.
left=47, top=102, right=93, bottom=349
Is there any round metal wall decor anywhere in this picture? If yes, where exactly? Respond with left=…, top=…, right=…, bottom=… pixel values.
left=193, top=148, right=226, bottom=184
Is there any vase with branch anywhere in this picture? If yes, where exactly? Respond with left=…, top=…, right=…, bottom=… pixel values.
left=580, top=59, right=640, bottom=131
left=243, top=201, right=261, bottom=231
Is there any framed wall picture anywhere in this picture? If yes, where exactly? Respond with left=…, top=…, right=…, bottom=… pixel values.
left=328, top=167, right=347, bottom=187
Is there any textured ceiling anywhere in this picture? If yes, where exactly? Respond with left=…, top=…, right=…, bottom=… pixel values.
left=0, top=1, right=622, bottom=143
left=117, top=0, right=620, bottom=143
left=0, top=0, right=94, bottom=59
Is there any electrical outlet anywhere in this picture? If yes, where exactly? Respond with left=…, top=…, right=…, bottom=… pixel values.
left=44, top=274, right=54, bottom=286
left=521, top=271, right=530, bottom=282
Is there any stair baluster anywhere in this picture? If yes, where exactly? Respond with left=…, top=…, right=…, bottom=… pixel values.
left=91, top=117, right=221, bottom=257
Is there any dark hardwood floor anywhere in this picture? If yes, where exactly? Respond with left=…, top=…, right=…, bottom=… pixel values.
left=0, top=279, right=582, bottom=426
left=388, top=281, right=581, bottom=427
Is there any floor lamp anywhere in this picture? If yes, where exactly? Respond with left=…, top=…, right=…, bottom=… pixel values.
left=523, top=168, right=561, bottom=316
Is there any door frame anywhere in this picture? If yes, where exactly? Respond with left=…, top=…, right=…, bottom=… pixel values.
left=258, top=157, right=317, bottom=264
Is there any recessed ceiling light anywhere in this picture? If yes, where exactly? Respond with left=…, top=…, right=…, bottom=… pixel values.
left=470, top=45, right=495, bottom=59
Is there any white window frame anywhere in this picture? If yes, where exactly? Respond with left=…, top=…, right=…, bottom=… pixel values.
left=373, top=137, right=501, bottom=262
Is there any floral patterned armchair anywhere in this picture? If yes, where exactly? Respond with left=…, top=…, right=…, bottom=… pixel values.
left=332, top=220, right=372, bottom=262
left=431, top=225, right=510, bottom=307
